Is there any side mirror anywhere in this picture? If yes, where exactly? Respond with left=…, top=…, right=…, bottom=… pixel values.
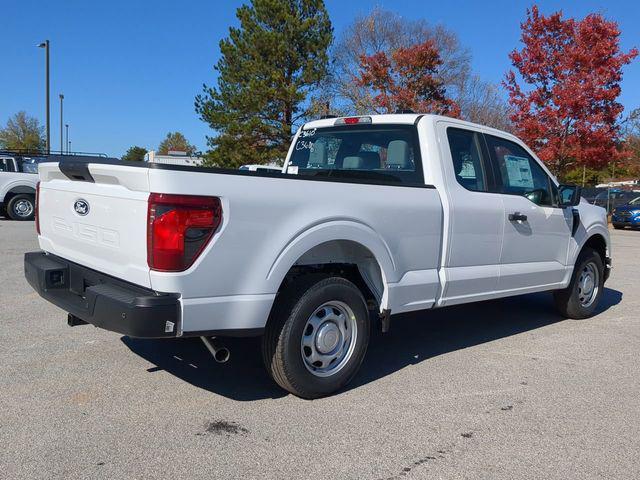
left=559, top=184, right=582, bottom=207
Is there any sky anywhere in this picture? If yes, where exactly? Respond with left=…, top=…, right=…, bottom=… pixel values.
left=1, top=0, right=639, bottom=158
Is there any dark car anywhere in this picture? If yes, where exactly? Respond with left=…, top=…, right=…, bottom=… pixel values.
left=592, top=189, right=639, bottom=214
left=612, top=195, right=640, bottom=229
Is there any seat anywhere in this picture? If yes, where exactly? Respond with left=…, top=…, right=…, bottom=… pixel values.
left=386, top=140, right=411, bottom=169
left=308, top=141, right=327, bottom=168
left=342, top=156, right=363, bottom=169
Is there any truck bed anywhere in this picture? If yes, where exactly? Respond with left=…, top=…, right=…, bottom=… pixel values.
left=37, top=159, right=444, bottom=334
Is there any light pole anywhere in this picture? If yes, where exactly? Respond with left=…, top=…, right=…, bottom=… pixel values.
left=37, top=40, right=50, bottom=153
left=59, top=94, right=64, bottom=154
left=65, top=124, right=69, bottom=154
left=68, top=140, right=71, bottom=154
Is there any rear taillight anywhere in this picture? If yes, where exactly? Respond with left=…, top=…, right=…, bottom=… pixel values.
left=35, top=181, right=41, bottom=235
left=147, top=193, right=222, bottom=272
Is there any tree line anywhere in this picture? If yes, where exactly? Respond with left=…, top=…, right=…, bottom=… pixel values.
left=1, top=2, right=637, bottom=183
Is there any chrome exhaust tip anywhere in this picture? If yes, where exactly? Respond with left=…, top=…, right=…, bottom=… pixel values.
left=200, top=336, right=230, bottom=363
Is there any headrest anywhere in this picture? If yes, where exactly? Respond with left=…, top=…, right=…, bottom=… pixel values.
left=387, top=140, right=410, bottom=169
left=308, top=141, right=327, bottom=167
left=343, top=156, right=363, bottom=169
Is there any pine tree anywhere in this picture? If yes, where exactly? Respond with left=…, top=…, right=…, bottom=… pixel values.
left=195, top=0, right=332, bottom=168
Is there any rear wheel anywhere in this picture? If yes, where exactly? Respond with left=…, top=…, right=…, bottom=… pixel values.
left=262, top=275, right=370, bottom=399
left=613, top=224, right=625, bottom=230
left=553, top=248, right=604, bottom=319
left=7, top=194, right=35, bottom=221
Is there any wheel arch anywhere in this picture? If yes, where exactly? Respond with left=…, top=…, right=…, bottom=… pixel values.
left=581, top=233, right=607, bottom=265
left=1, top=181, right=37, bottom=202
left=266, top=221, right=396, bottom=311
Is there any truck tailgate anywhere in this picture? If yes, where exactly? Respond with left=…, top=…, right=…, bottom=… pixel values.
left=37, top=162, right=151, bottom=288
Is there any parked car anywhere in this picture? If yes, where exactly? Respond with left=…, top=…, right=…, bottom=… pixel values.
left=592, top=189, right=638, bottom=213
left=25, top=114, right=611, bottom=398
left=581, top=187, right=606, bottom=205
left=0, top=153, right=42, bottom=220
left=612, top=195, right=640, bottom=229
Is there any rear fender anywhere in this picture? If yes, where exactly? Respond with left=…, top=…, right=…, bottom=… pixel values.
left=266, top=220, right=395, bottom=308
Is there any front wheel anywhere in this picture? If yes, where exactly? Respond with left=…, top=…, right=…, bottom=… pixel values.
left=7, top=194, right=35, bottom=221
left=262, top=275, right=370, bottom=399
left=553, top=248, right=604, bottom=319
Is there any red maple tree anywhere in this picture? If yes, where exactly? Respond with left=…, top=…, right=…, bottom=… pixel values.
left=505, top=6, right=637, bottom=177
left=356, top=40, right=460, bottom=116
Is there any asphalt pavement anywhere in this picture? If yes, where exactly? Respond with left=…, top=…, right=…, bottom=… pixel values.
left=1, top=220, right=638, bottom=479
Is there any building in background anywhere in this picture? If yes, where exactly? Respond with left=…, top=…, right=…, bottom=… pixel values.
left=145, top=150, right=204, bottom=166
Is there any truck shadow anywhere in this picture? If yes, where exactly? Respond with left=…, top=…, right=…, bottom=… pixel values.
left=121, top=287, right=622, bottom=401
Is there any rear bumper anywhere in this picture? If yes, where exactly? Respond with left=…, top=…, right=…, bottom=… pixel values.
left=24, top=251, right=180, bottom=338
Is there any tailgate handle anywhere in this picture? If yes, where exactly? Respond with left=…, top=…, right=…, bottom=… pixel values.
left=59, top=160, right=95, bottom=182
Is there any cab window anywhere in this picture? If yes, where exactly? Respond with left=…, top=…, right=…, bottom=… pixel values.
left=0, top=158, right=16, bottom=172
left=446, top=128, right=489, bottom=192
left=485, top=135, right=555, bottom=206
left=289, top=125, right=423, bottom=185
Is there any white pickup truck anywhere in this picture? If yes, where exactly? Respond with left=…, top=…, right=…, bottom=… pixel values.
left=25, top=114, right=611, bottom=398
left=0, top=153, right=40, bottom=220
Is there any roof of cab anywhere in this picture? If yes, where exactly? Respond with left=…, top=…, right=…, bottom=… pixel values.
left=302, top=113, right=516, bottom=143
left=303, top=114, right=422, bottom=129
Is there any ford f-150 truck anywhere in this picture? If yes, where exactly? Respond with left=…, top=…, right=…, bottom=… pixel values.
left=24, top=114, right=611, bottom=398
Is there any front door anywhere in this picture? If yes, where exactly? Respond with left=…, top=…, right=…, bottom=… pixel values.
left=484, top=134, right=572, bottom=292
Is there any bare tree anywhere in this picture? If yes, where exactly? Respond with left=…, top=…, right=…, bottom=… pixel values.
left=316, top=8, right=469, bottom=114
left=457, top=75, right=513, bottom=131
left=312, top=8, right=511, bottom=131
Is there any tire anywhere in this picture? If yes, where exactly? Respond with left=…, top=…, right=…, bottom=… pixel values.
left=613, top=224, right=625, bottom=230
left=553, top=248, right=604, bottom=319
left=262, top=275, right=370, bottom=399
left=7, top=194, right=35, bottom=221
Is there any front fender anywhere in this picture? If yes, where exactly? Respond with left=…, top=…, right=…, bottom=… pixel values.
left=570, top=202, right=611, bottom=265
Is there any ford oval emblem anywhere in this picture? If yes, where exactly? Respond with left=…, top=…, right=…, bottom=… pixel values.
left=74, top=199, right=90, bottom=216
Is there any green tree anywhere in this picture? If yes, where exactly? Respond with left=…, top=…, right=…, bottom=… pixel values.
left=157, top=132, right=196, bottom=155
left=0, top=111, right=45, bottom=151
left=121, top=146, right=148, bottom=161
left=195, top=0, right=333, bottom=168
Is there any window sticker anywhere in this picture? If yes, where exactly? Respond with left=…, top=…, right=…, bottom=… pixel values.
left=504, top=155, right=533, bottom=188
left=287, top=165, right=299, bottom=175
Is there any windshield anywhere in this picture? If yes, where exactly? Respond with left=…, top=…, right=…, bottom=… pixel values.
left=629, top=196, right=640, bottom=206
left=288, top=124, right=423, bottom=185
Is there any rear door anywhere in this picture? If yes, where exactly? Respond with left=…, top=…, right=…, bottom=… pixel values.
left=484, top=134, right=572, bottom=292
left=38, top=162, right=152, bottom=287
left=436, top=123, right=504, bottom=305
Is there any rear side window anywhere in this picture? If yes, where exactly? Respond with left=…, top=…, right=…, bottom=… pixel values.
left=289, top=125, right=423, bottom=185
left=485, top=135, right=555, bottom=207
left=446, top=128, right=488, bottom=192
left=0, top=158, right=16, bottom=172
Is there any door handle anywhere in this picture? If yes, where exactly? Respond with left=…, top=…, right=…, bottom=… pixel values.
left=508, top=212, right=528, bottom=222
